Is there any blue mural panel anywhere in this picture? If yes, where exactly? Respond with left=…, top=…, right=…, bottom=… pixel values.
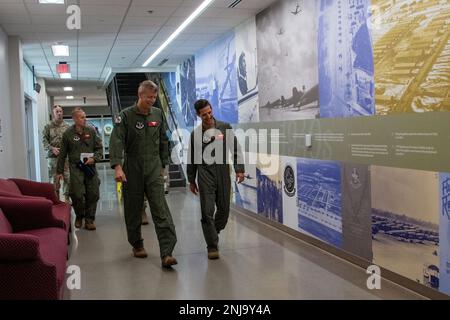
left=297, top=158, right=342, bottom=247
left=318, top=0, right=375, bottom=118
left=257, top=168, right=283, bottom=223
left=440, top=173, right=450, bottom=295
left=195, top=32, right=238, bottom=124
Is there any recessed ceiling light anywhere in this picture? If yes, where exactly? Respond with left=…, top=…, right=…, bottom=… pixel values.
left=63, top=87, right=73, bottom=91
left=60, top=73, right=71, bottom=79
left=66, top=96, right=74, bottom=100
left=39, top=0, right=64, bottom=4
left=52, top=44, right=69, bottom=57
left=142, top=0, right=215, bottom=67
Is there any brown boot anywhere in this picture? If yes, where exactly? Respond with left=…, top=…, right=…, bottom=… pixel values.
left=85, top=221, right=96, bottom=230
left=75, top=218, right=83, bottom=229
left=207, top=248, right=219, bottom=260
left=161, top=255, right=178, bottom=268
left=133, top=247, right=148, bottom=258
left=141, top=209, right=149, bottom=225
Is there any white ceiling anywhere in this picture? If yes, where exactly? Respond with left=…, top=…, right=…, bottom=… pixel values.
left=0, top=0, right=277, bottom=89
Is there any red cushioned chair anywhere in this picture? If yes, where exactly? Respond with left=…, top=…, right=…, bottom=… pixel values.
left=0, top=178, right=71, bottom=232
left=0, top=196, right=68, bottom=300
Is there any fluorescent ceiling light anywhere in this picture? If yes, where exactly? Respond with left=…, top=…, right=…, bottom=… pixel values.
left=39, top=0, right=65, bottom=4
left=52, top=44, right=69, bottom=57
left=60, top=73, right=71, bottom=79
left=142, top=0, right=215, bottom=67
left=63, top=87, right=73, bottom=91
left=66, top=96, right=74, bottom=100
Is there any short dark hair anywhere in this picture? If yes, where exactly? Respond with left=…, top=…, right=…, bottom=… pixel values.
left=194, top=99, right=211, bottom=113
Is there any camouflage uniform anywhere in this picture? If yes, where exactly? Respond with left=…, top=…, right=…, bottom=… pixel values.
left=42, top=120, right=70, bottom=199
left=57, top=125, right=103, bottom=223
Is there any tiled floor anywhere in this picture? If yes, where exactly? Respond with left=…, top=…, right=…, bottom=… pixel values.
left=64, top=164, right=424, bottom=300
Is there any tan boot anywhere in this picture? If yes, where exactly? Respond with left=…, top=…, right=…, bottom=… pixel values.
left=141, top=209, right=149, bottom=225
left=207, top=249, right=219, bottom=260
left=75, top=218, right=83, bottom=229
left=161, top=255, right=178, bottom=268
left=85, top=221, right=96, bottom=230
left=133, top=247, right=148, bottom=258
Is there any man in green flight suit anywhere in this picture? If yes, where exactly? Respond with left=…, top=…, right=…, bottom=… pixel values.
left=109, top=80, right=178, bottom=268
left=187, top=99, right=245, bottom=260
left=56, top=107, right=103, bottom=230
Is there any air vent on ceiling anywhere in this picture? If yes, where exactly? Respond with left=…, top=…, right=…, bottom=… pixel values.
left=228, top=0, right=242, bottom=8
left=158, top=58, right=169, bottom=66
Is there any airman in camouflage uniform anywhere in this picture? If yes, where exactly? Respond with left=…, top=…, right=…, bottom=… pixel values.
left=42, top=105, right=70, bottom=202
left=56, top=107, right=103, bottom=231
left=110, top=80, right=177, bottom=268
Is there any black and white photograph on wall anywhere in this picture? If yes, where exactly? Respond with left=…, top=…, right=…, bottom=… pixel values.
left=341, top=163, right=373, bottom=261
left=256, top=0, right=319, bottom=122
left=235, top=16, right=260, bottom=123
left=233, top=152, right=258, bottom=214
left=371, top=166, right=440, bottom=290
left=257, top=154, right=283, bottom=223
left=176, top=56, right=197, bottom=128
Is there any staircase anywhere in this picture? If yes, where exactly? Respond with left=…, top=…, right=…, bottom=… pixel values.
left=107, top=72, right=188, bottom=189
left=168, top=163, right=186, bottom=188
left=115, top=73, right=147, bottom=110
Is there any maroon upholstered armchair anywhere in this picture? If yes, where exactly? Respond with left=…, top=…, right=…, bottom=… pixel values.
left=0, top=196, right=68, bottom=299
left=0, top=178, right=71, bottom=232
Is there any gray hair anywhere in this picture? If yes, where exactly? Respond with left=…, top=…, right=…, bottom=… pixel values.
left=138, top=80, right=158, bottom=94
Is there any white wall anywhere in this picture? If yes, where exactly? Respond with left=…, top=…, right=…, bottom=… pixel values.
left=37, top=78, right=49, bottom=182
left=0, top=27, right=13, bottom=178
left=8, top=36, right=27, bottom=178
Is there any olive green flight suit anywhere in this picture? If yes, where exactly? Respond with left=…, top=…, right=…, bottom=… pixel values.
left=57, top=125, right=103, bottom=222
left=109, top=104, right=177, bottom=258
left=187, top=119, right=245, bottom=250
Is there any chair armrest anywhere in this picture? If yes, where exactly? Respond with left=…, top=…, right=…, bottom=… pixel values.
left=0, top=233, right=40, bottom=261
left=9, top=179, right=61, bottom=204
left=0, top=196, right=65, bottom=232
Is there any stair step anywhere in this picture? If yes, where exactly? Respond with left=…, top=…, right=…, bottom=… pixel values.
left=169, top=172, right=182, bottom=180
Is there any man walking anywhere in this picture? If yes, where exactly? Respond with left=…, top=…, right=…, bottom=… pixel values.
left=42, top=105, right=70, bottom=202
left=187, top=99, right=245, bottom=259
left=109, top=80, right=178, bottom=268
left=56, top=107, right=103, bottom=230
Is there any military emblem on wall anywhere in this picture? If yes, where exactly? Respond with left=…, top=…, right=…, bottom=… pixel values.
left=283, top=164, right=295, bottom=197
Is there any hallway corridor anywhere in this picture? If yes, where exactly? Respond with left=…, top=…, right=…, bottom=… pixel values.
left=64, top=165, right=424, bottom=300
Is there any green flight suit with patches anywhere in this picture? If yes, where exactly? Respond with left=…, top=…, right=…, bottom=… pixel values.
left=187, top=119, right=245, bottom=251
left=109, top=104, right=177, bottom=258
left=57, top=125, right=103, bottom=222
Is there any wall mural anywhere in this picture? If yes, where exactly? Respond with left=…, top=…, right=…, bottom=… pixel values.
left=439, top=173, right=450, bottom=295
left=297, top=158, right=343, bottom=247
left=176, top=56, right=197, bottom=128
left=371, top=166, right=440, bottom=290
left=195, top=32, right=238, bottom=124
left=256, top=0, right=320, bottom=122
left=235, top=16, right=260, bottom=123
left=371, top=0, right=450, bottom=114
left=318, top=0, right=375, bottom=117
left=168, top=0, right=450, bottom=296
left=257, top=153, right=283, bottom=223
